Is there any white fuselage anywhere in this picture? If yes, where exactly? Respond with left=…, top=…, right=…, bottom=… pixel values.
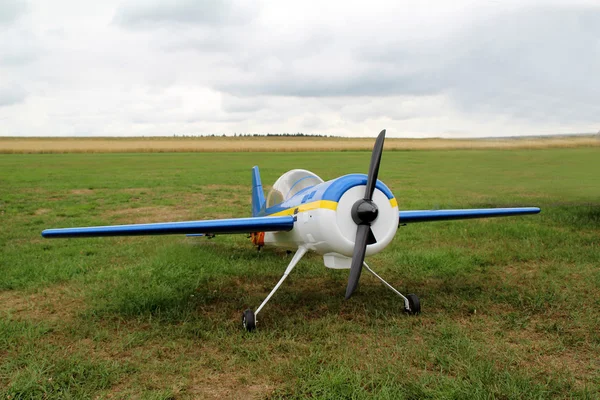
left=263, top=185, right=399, bottom=269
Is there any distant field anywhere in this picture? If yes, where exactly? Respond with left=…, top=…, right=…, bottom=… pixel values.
left=1, top=148, right=599, bottom=398
left=1, top=135, right=599, bottom=153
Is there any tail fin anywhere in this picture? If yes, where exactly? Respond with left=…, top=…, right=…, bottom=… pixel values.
left=251, top=166, right=266, bottom=217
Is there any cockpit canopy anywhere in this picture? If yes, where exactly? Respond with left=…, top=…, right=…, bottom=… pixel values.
left=266, top=169, right=324, bottom=208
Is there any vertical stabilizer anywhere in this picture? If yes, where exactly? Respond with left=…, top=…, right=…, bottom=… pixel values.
left=252, top=166, right=266, bottom=217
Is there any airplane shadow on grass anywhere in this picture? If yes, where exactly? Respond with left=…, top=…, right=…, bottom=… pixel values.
left=468, top=202, right=600, bottom=229
left=85, top=240, right=528, bottom=326
left=560, top=204, right=600, bottom=228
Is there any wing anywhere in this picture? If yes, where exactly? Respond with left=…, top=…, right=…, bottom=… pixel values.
left=399, top=207, right=540, bottom=223
left=42, top=215, right=295, bottom=238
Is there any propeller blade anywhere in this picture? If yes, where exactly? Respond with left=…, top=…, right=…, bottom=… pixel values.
left=367, top=227, right=377, bottom=245
left=345, top=224, right=370, bottom=299
left=346, top=129, right=387, bottom=300
left=364, top=129, right=386, bottom=200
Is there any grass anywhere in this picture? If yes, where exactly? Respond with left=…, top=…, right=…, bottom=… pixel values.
left=1, top=148, right=599, bottom=398
left=1, top=135, right=599, bottom=153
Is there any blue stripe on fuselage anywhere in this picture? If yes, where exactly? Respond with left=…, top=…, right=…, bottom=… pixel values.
left=261, top=174, right=395, bottom=216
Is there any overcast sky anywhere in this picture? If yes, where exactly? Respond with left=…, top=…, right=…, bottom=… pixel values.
left=1, top=0, right=599, bottom=137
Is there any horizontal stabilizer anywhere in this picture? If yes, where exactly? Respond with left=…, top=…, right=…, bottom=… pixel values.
left=399, top=207, right=540, bottom=224
left=42, top=216, right=295, bottom=238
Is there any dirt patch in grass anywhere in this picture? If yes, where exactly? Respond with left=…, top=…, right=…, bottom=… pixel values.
left=204, top=184, right=248, bottom=192
left=186, top=374, right=274, bottom=399
left=118, top=188, right=153, bottom=194
left=85, top=335, right=276, bottom=399
left=0, top=285, right=85, bottom=323
left=174, top=193, right=210, bottom=207
left=496, top=262, right=540, bottom=281
left=106, top=206, right=193, bottom=224
left=452, top=303, right=600, bottom=391
left=70, top=189, right=95, bottom=195
left=104, top=368, right=273, bottom=399
left=503, top=316, right=598, bottom=389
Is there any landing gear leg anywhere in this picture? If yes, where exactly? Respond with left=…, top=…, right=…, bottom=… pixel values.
left=242, top=246, right=308, bottom=332
left=363, top=262, right=421, bottom=315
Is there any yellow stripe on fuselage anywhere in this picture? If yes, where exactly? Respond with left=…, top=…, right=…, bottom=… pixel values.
left=268, top=198, right=397, bottom=217
left=270, top=200, right=338, bottom=216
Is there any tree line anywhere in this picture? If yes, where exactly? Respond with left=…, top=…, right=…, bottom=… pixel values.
left=171, top=133, right=336, bottom=138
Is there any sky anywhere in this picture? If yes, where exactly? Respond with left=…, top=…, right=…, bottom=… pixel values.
left=0, top=0, right=599, bottom=138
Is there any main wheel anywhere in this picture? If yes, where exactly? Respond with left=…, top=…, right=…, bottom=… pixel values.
left=242, top=309, right=256, bottom=332
left=406, top=294, right=421, bottom=315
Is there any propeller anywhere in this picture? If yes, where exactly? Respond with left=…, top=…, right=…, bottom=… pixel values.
left=345, top=129, right=386, bottom=300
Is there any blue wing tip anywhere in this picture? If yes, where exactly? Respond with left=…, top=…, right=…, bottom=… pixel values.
left=398, top=206, right=542, bottom=224
left=42, top=229, right=64, bottom=238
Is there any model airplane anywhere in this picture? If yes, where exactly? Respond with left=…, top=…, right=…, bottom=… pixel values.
left=42, top=130, right=540, bottom=331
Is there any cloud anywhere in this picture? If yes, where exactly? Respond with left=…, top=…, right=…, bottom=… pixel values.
left=0, top=0, right=27, bottom=25
left=0, top=0, right=598, bottom=137
left=114, top=0, right=256, bottom=27
left=0, top=28, right=39, bottom=66
left=0, top=84, right=27, bottom=107
left=194, top=5, right=600, bottom=125
left=221, top=94, right=267, bottom=113
left=442, top=7, right=600, bottom=124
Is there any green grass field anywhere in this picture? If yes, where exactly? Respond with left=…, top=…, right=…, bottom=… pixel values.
left=1, top=149, right=599, bottom=399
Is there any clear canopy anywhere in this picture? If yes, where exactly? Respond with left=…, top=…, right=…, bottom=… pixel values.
left=266, top=169, right=324, bottom=207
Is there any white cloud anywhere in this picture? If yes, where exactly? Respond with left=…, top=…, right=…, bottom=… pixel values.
left=114, top=0, right=257, bottom=27
left=0, top=0, right=599, bottom=137
left=0, top=0, right=27, bottom=25
left=0, top=83, right=27, bottom=107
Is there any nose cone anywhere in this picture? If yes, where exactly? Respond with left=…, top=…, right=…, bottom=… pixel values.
left=332, top=184, right=399, bottom=258
left=351, top=199, right=379, bottom=224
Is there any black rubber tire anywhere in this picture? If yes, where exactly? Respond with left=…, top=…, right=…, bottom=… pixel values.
left=242, top=309, right=256, bottom=332
left=406, top=294, right=421, bottom=315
